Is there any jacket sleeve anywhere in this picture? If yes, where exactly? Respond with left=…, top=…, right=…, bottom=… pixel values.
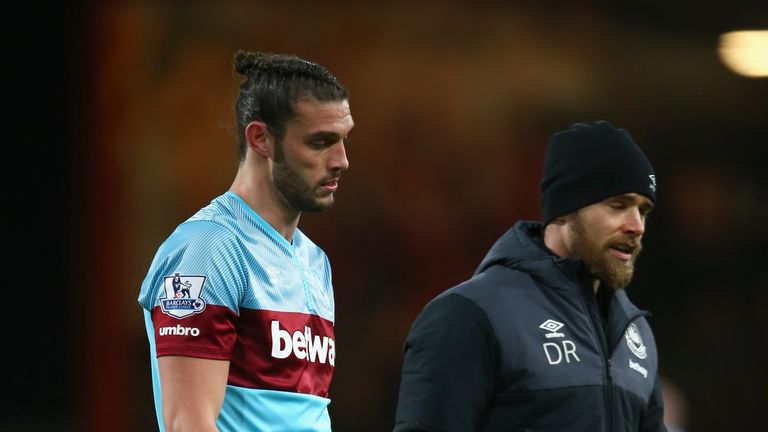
left=639, top=373, right=668, bottom=432
left=394, top=293, right=498, bottom=432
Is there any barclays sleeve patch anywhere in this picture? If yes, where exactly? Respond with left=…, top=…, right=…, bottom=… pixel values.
left=159, top=273, right=207, bottom=319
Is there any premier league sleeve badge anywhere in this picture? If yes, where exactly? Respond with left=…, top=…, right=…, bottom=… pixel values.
left=159, top=272, right=208, bottom=319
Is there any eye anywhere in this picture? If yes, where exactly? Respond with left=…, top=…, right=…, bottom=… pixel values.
left=309, top=139, right=333, bottom=149
left=609, top=201, right=626, bottom=210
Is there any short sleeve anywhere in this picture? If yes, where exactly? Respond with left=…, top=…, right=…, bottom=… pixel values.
left=138, top=220, right=247, bottom=360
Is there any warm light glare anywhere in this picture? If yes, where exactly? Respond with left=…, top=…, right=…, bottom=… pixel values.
left=719, top=30, right=768, bottom=77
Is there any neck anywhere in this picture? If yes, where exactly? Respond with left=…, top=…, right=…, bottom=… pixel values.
left=229, top=161, right=300, bottom=243
left=592, top=279, right=601, bottom=295
left=543, top=222, right=569, bottom=258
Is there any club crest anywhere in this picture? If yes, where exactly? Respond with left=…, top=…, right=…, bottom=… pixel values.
left=159, top=273, right=207, bottom=319
left=624, top=322, right=647, bottom=359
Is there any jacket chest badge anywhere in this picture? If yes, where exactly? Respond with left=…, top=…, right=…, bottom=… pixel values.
left=539, top=319, right=581, bottom=365
left=624, top=322, right=648, bottom=359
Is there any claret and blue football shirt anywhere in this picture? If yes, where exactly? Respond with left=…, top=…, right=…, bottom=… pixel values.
left=138, top=191, right=336, bottom=431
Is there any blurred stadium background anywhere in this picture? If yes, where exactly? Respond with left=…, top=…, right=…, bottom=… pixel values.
left=6, top=1, right=767, bottom=431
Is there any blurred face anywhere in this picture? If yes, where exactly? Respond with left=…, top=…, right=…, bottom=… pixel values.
left=272, top=98, right=353, bottom=213
left=564, top=193, right=654, bottom=289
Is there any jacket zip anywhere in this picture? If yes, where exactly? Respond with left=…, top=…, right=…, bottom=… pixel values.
left=578, top=282, right=613, bottom=432
left=604, top=344, right=613, bottom=432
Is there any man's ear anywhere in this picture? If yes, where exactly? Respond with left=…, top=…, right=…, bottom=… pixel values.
left=550, top=215, right=569, bottom=226
left=245, top=121, right=273, bottom=158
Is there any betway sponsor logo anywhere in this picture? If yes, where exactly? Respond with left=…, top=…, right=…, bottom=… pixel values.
left=629, top=359, right=648, bottom=378
left=271, top=320, right=335, bottom=366
left=159, top=324, right=200, bottom=337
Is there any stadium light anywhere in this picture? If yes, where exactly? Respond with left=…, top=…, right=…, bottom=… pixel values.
left=718, top=30, right=768, bottom=77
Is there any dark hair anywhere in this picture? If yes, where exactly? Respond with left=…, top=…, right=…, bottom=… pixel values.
left=233, top=50, right=348, bottom=160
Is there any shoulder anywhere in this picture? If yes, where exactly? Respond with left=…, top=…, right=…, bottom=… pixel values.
left=139, top=219, right=248, bottom=311
left=157, top=220, right=241, bottom=259
left=159, top=195, right=242, bottom=248
left=422, top=266, right=549, bottom=347
left=419, top=292, right=490, bottom=326
left=442, top=265, right=538, bottom=308
left=407, top=289, right=499, bottom=351
left=405, top=292, right=499, bottom=361
left=138, top=198, right=250, bottom=311
left=177, top=218, right=238, bottom=242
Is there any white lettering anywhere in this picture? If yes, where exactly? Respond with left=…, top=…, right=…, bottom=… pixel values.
left=307, top=329, right=329, bottom=364
left=158, top=324, right=200, bottom=337
left=292, top=327, right=307, bottom=359
left=543, top=342, right=562, bottom=365
left=271, top=320, right=292, bottom=359
left=629, top=359, right=648, bottom=378
left=563, top=340, right=580, bottom=363
left=270, top=320, right=335, bottom=365
left=543, top=340, right=580, bottom=365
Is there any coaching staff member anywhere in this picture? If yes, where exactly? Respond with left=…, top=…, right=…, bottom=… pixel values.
left=394, top=121, right=666, bottom=431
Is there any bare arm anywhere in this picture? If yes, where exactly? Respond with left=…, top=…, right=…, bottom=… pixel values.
left=159, top=356, right=230, bottom=432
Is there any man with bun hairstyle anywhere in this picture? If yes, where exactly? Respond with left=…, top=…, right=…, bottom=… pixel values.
left=395, top=121, right=666, bottom=431
left=138, top=50, right=353, bottom=431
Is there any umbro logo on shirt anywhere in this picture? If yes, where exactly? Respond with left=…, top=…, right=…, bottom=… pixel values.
left=539, top=319, right=565, bottom=339
left=266, top=266, right=281, bottom=285
left=159, top=324, right=200, bottom=337
left=539, top=319, right=580, bottom=365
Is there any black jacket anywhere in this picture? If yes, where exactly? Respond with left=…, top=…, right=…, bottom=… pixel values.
left=394, top=221, right=666, bottom=432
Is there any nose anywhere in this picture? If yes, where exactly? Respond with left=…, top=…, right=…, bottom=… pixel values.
left=328, top=141, right=349, bottom=172
left=622, top=207, right=645, bottom=237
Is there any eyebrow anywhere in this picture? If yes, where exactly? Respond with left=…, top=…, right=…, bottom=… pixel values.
left=639, top=201, right=655, bottom=215
left=305, top=126, right=354, bottom=143
left=305, top=131, right=343, bottom=142
left=615, top=194, right=655, bottom=213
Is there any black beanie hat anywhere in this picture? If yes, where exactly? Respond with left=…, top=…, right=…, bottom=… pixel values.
left=540, top=120, right=656, bottom=225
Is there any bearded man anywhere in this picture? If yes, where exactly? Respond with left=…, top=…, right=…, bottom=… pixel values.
left=394, top=121, right=666, bottom=432
left=138, top=50, right=353, bottom=432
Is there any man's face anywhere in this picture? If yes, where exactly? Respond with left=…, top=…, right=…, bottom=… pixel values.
left=272, top=98, right=353, bottom=213
left=565, top=193, right=654, bottom=289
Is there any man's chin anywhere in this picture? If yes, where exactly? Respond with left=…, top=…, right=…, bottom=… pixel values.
left=603, top=266, right=634, bottom=290
left=588, top=257, right=634, bottom=290
left=302, top=196, right=335, bottom=213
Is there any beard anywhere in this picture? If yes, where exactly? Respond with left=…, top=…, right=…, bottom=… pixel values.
left=569, top=215, right=642, bottom=290
left=272, top=143, right=333, bottom=213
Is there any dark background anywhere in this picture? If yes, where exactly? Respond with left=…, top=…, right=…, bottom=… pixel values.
left=6, top=1, right=768, bottom=431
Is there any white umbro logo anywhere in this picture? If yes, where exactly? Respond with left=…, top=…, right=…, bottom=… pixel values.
left=539, top=319, right=581, bottom=365
left=539, top=319, right=565, bottom=339
left=648, top=175, right=657, bottom=192
left=266, top=266, right=281, bottom=285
